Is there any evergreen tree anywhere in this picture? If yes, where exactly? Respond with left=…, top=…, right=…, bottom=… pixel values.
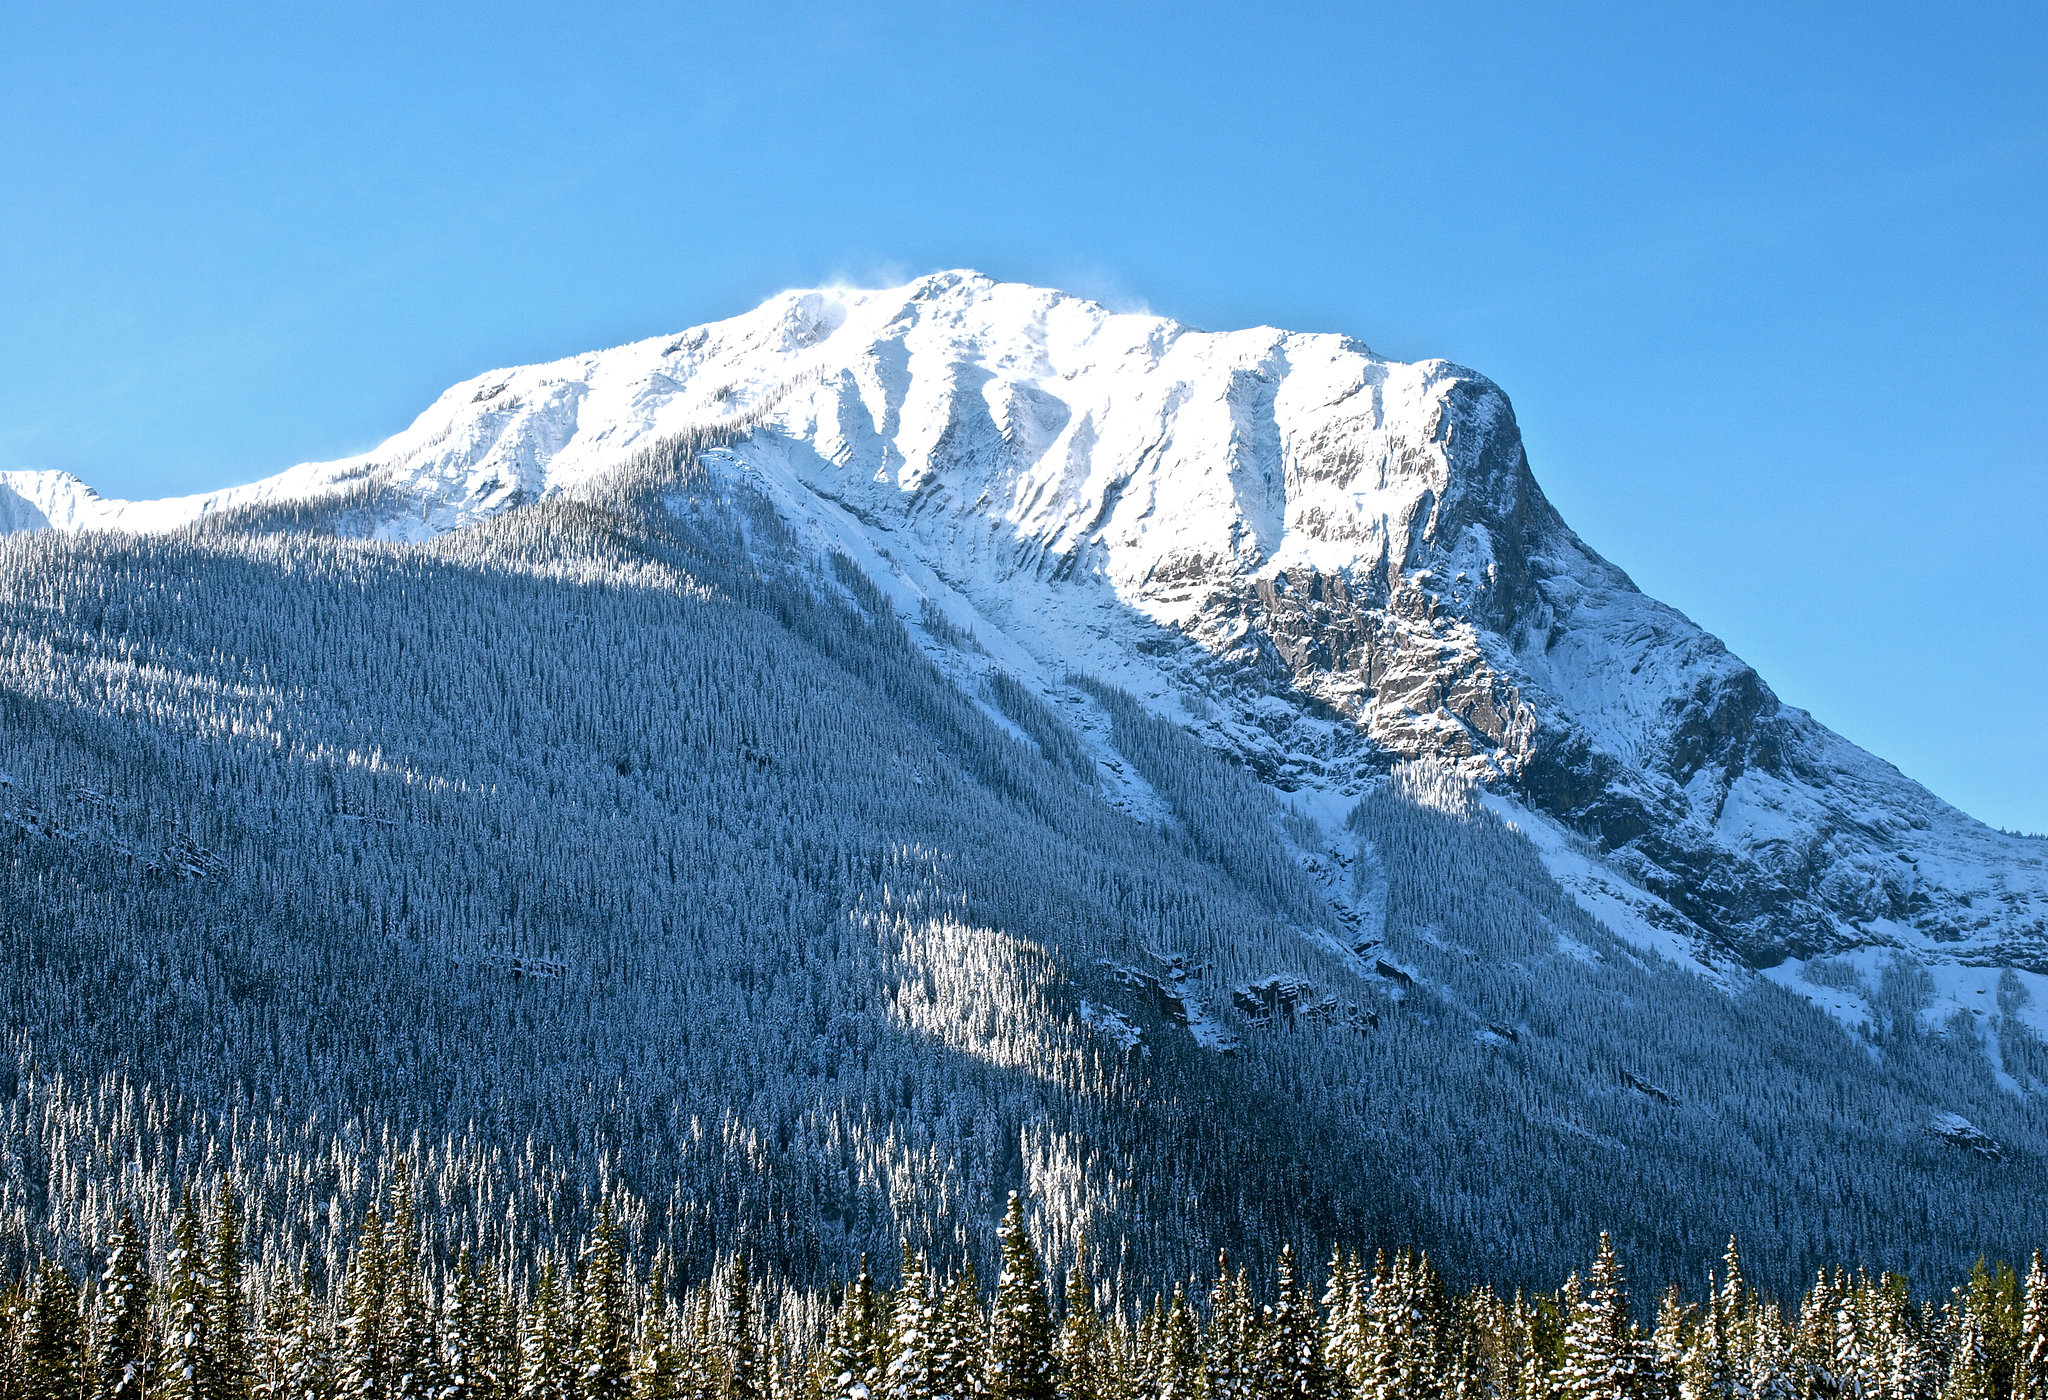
left=384, top=1174, right=438, bottom=1400
left=1650, top=1288, right=1690, bottom=1400
left=1261, top=1248, right=1325, bottom=1400
left=20, top=1261, right=84, bottom=1400
left=883, top=1248, right=935, bottom=1400
left=630, top=1269, right=683, bottom=1400
left=721, top=1258, right=760, bottom=1400
left=443, top=1252, right=493, bottom=1400
left=1863, top=1276, right=1921, bottom=1400
left=1322, top=1250, right=1366, bottom=1400
left=1795, top=1271, right=1842, bottom=1400
left=986, top=1196, right=1055, bottom=1400
left=685, top=1289, right=718, bottom=1400
left=1057, top=1251, right=1103, bottom=1400
left=279, top=1284, right=334, bottom=1400
left=162, top=1189, right=222, bottom=1400
left=817, top=1258, right=879, bottom=1400
left=2018, top=1255, right=2048, bottom=1400
left=517, top=1266, right=573, bottom=1400
left=212, top=1186, right=254, bottom=1400
left=1202, top=1259, right=1256, bottom=1400
left=1150, top=1288, right=1200, bottom=1400
left=99, top=1209, right=153, bottom=1400
left=258, top=1288, right=298, bottom=1400
left=929, top=1266, right=983, bottom=1400
left=578, top=1216, right=633, bottom=1400
left=1560, top=1236, right=1645, bottom=1400
left=337, top=1209, right=388, bottom=1400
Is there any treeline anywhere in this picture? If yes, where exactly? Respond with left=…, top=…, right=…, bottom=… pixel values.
left=8, top=1170, right=2048, bottom=1400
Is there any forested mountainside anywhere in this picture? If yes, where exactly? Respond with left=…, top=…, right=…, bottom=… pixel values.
left=2, top=435, right=2046, bottom=1307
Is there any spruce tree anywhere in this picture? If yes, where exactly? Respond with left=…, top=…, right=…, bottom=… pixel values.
left=929, top=1266, right=982, bottom=1400
left=99, top=1209, right=153, bottom=1400
left=2019, top=1254, right=2048, bottom=1400
left=1322, top=1249, right=1366, bottom=1400
left=817, top=1257, right=879, bottom=1400
left=721, top=1258, right=760, bottom=1400
left=883, top=1248, right=934, bottom=1400
left=630, top=1269, right=683, bottom=1400
left=1559, top=1236, right=1645, bottom=1400
left=578, top=1216, right=633, bottom=1400
left=162, top=1189, right=221, bottom=1400
left=1057, top=1251, right=1103, bottom=1400
left=1649, top=1288, right=1690, bottom=1400
left=337, top=1209, right=388, bottom=1400
left=384, top=1175, right=436, bottom=1400
left=1261, top=1247, right=1326, bottom=1400
left=1152, top=1287, right=1200, bottom=1400
left=517, top=1265, right=572, bottom=1400
left=1203, top=1257, right=1256, bottom=1400
left=986, top=1195, right=1055, bottom=1400
left=280, top=1284, right=334, bottom=1400
left=213, top=1186, right=254, bottom=1400
left=442, top=1253, right=488, bottom=1400
left=20, top=1260, right=84, bottom=1400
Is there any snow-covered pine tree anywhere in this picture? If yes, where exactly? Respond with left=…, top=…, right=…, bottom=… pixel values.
left=1675, top=1277, right=1724, bottom=1400
left=162, top=1190, right=221, bottom=1400
left=336, top=1209, right=388, bottom=1400
left=986, top=1196, right=1055, bottom=1400
left=1862, top=1273, right=1922, bottom=1400
left=1261, top=1247, right=1326, bottom=1400
left=721, top=1257, right=761, bottom=1400
left=1056, top=1249, right=1103, bottom=1400
left=441, top=1253, right=482, bottom=1400
left=685, top=1287, right=718, bottom=1400
left=578, top=1214, right=633, bottom=1400
left=2019, top=1254, right=2048, bottom=1400
left=1559, top=1236, right=1645, bottom=1400
left=212, top=1186, right=254, bottom=1400
left=98, top=1209, right=152, bottom=1400
left=1648, top=1287, right=1689, bottom=1400
left=517, top=1265, right=572, bottom=1400
left=1322, top=1249, right=1366, bottom=1400
left=1794, top=1272, right=1842, bottom=1400
left=630, top=1268, right=684, bottom=1400
left=1129, top=1302, right=1162, bottom=1400
left=883, top=1248, right=935, bottom=1400
left=279, top=1284, right=334, bottom=1400
left=817, top=1256, right=880, bottom=1400
left=257, top=1285, right=298, bottom=1400
left=385, top=1173, right=438, bottom=1400
left=1151, top=1286, right=1201, bottom=1400
left=20, top=1260, right=84, bottom=1400
left=928, top=1265, right=983, bottom=1400
left=1203, top=1257, right=1256, bottom=1400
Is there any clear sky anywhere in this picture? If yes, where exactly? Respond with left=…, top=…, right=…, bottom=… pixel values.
left=3, top=2, right=2043, bottom=832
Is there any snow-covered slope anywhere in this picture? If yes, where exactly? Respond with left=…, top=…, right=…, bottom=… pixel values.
left=10, top=270, right=2045, bottom=987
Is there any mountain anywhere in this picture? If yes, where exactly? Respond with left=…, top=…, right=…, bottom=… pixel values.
left=12, top=271, right=2042, bottom=981
left=2, top=271, right=2045, bottom=1292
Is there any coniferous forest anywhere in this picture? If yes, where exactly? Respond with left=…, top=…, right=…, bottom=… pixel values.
left=4, top=434, right=2048, bottom=1343
left=5, top=1168, right=2048, bottom=1400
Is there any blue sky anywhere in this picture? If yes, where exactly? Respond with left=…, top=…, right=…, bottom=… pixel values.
left=3, top=2, right=2044, bottom=831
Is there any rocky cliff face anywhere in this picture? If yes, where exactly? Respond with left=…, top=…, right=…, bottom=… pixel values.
left=7, top=270, right=2044, bottom=983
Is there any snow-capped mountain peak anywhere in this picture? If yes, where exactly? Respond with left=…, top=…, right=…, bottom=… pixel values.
left=7, top=270, right=2044, bottom=994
